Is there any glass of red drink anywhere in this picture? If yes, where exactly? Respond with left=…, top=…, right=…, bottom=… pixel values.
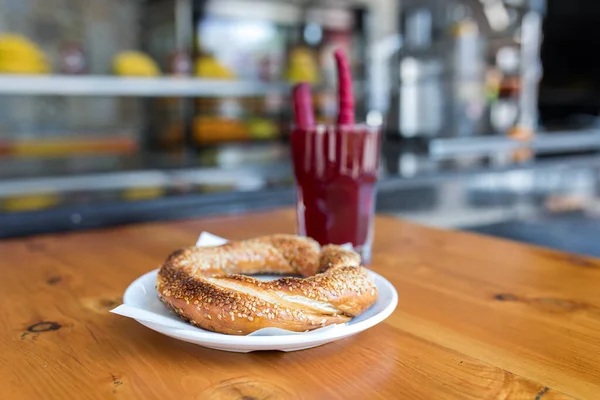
left=291, top=124, right=382, bottom=264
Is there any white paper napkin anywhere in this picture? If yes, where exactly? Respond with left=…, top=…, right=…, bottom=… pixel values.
left=111, top=232, right=352, bottom=336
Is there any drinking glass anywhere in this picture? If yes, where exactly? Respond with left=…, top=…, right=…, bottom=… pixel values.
left=290, top=124, right=382, bottom=264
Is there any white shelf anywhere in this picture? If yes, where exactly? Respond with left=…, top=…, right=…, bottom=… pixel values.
left=429, top=130, right=600, bottom=159
left=0, top=75, right=290, bottom=97
left=0, top=164, right=286, bottom=197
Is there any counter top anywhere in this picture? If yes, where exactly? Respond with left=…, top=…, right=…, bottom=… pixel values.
left=1, top=209, right=598, bottom=399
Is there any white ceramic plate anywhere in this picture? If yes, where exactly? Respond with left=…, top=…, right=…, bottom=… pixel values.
left=114, top=269, right=398, bottom=352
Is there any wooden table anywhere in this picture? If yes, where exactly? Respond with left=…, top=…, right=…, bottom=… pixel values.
left=1, top=209, right=599, bottom=399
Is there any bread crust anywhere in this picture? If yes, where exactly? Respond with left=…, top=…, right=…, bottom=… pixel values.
left=156, top=235, right=378, bottom=335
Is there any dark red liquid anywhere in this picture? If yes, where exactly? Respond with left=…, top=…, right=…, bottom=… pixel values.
left=291, top=125, right=381, bottom=247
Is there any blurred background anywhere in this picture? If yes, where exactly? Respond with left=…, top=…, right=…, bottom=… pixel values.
left=1, top=0, right=600, bottom=258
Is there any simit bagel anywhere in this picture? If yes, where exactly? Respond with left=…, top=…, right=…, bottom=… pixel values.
left=156, top=234, right=378, bottom=335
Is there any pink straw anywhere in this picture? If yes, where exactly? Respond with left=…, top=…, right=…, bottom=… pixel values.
left=292, top=82, right=315, bottom=129
left=334, top=49, right=355, bottom=125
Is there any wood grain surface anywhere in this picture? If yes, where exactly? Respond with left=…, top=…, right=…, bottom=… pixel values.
left=0, top=209, right=598, bottom=399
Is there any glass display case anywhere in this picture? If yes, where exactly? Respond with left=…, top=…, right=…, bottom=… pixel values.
left=2, top=0, right=600, bottom=252
left=0, top=0, right=375, bottom=236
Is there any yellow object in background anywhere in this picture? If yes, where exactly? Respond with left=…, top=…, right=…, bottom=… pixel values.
left=9, top=137, right=137, bottom=158
left=246, top=117, right=278, bottom=140
left=122, top=187, right=165, bottom=201
left=285, top=46, right=319, bottom=84
left=113, top=51, right=160, bottom=77
left=194, top=55, right=235, bottom=79
left=2, top=193, right=59, bottom=212
left=0, top=33, right=50, bottom=74
left=193, top=116, right=248, bottom=144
